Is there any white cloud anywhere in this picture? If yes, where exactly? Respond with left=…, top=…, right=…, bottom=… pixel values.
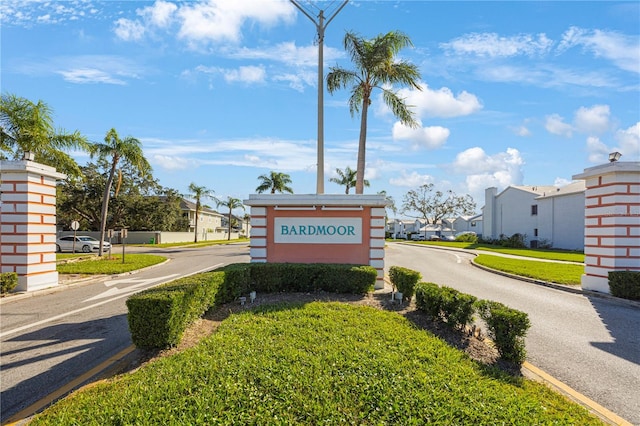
left=152, top=154, right=194, bottom=171
left=545, top=114, right=574, bottom=138
left=558, top=26, right=640, bottom=74
left=441, top=32, right=554, bottom=57
left=515, top=125, right=531, bottom=137
left=176, top=0, right=296, bottom=46
left=396, top=83, right=483, bottom=118
left=139, top=0, right=177, bottom=28
left=452, top=147, right=525, bottom=196
left=614, top=122, right=640, bottom=160
left=392, top=122, right=449, bottom=150
left=574, top=104, right=611, bottom=134
left=114, top=18, right=146, bottom=41
left=56, top=68, right=127, bottom=85
left=389, top=171, right=434, bottom=187
left=586, top=136, right=610, bottom=163
left=221, top=65, right=266, bottom=84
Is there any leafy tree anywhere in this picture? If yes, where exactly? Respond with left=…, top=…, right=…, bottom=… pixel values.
left=58, top=161, right=188, bottom=232
left=92, top=128, right=151, bottom=255
left=401, top=184, right=476, bottom=225
left=255, top=171, right=294, bottom=194
left=187, top=182, right=215, bottom=243
left=216, top=196, right=245, bottom=241
left=0, top=93, right=90, bottom=177
left=327, top=31, right=421, bottom=194
left=329, top=166, right=369, bottom=194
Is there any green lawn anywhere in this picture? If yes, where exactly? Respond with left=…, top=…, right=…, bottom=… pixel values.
left=474, top=254, right=584, bottom=285
left=56, top=254, right=166, bottom=274
left=30, top=302, right=601, bottom=425
left=138, top=238, right=248, bottom=249
left=405, top=241, right=585, bottom=262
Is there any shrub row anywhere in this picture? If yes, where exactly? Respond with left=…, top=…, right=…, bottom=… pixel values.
left=609, top=271, right=640, bottom=301
left=415, top=281, right=531, bottom=364
left=126, top=263, right=377, bottom=349
left=1, top=272, right=18, bottom=294
left=388, top=265, right=421, bottom=301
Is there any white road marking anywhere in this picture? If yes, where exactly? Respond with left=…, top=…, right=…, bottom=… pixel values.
left=0, top=264, right=224, bottom=339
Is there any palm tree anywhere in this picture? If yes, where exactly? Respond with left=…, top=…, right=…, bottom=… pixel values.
left=187, top=182, right=215, bottom=243
left=92, top=128, right=150, bottom=255
left=255, top=171, right=294, bottom=194
left=327, top=31, right=422, bottom=194
left=216, top=196, right=244, bottom=241
left=329, top=166, right=369, bottom=194
left=0, top=93, right=90, bottom=177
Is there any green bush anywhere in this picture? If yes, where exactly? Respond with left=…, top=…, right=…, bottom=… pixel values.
left=126, top=272, right=224, bottom=348
left=456, top=233, right=478, bottom=243
left=475, top=300, right=530, bottom=364
left=414, top=282, right=476, bottom=329
left=415, top=282, right=444, bottom=320
left=1, top=272, right=18, bottom=294
left=388, top=266, right=421, bottom=301
left=127, top=263, right=377, bottom=349
left=609, top=271, right=640, bottom=300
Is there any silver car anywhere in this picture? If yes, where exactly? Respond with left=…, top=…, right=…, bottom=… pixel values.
left=56, top=236, right=111, bottom=253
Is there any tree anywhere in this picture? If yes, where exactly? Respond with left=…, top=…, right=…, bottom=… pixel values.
left=255, top=171, right=294, bottom=194
left=187, top=182, right=215, bottom=243
left=327, top=31, right=421, bottom=194
left=216, top=196, right=244, bottom=241
left=92, top=128, right=151, bottom=255
left=329, top=166, right=369, bottom=194
left=0, top=93, right=90, bottom=177
left=401, top=184, right=476, bottom=226
left=57, top=161, right=188, bottom=232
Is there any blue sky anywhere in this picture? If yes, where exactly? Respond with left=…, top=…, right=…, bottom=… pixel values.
left=2, top=0, right=639, bottom=217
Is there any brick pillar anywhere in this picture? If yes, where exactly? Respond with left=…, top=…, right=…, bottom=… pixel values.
left=572, top=161, right=640, bottom=293
left=1, top=159, right=66, bottom=292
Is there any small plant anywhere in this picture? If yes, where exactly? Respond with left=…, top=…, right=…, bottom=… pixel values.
left=388, top=266, right=421, bottom=301
left=475, top=299, right=530, bottom=364
left=1, top=272, right=18, bottom=294
left=609, top=271, right=640, bottom=300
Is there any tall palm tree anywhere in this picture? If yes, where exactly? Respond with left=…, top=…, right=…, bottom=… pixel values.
left=216, top=196, right=244, bottom=241
left=0, top=93, right=90, bottom=177
left=187, top=182, right=215, bottom=243
left=329, top=166, right=369, bottom=194
left=255, top=171, right=294, bottom=194
left=327, top=31, right=422, bottom=194
left=92, top=128, right=150, bottom=255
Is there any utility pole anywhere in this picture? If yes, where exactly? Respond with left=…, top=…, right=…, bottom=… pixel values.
left=290, top=0, right=348, bottom=194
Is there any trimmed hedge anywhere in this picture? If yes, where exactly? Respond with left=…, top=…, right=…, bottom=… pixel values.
left=414, top=282, right=476, bottom=330
left=388, top=266, right=421, bottom=301
left=415, top=280, right=530, bottom=365
left=127, top=263, right=377, bottom=349
left=1, top=272, right=18, bottom=294
left=475, top=299, right=531, bottom=364
left=609, top=271, right=640, bottom=300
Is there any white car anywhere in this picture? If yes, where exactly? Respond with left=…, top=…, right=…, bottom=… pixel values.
left=56, top=236, right=111, bottom=253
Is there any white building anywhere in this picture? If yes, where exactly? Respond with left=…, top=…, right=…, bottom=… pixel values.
left=482, top=182, right=585, bottom=250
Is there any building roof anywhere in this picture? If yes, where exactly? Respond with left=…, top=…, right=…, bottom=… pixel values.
left=536, top=181, right=585, bottom=199
left=180, top=199, right=223, bottom=217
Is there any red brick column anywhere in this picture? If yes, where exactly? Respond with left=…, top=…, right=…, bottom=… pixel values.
left=573, top=161, right=640, bottom=293
left=1, top=160, right=66, bottom=292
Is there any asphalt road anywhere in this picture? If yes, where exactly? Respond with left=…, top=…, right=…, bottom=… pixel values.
left=385, top=242, right=640, bottom=425
left=2, top=242, right=638, bottom=424
left=0, top=243, right=250, bottom=424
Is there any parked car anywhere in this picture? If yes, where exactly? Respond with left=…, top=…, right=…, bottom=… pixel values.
left=429, top=235, right=442, bottom=241
left=56, top=236, right=111, bottom=253
left=411, top=234, right=426, bottom=241
left=442, top=235, right=456, bottom=241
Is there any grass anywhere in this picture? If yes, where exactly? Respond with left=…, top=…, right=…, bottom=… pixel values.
left=138, top=238, right=248, bottom=249
left=475, top=254, right=584, bottom=285
left=30, top=302, right=601, bottom=425
left=405, top=240, right=585, bottom=263
left=56, top=254, right=166, bottom=275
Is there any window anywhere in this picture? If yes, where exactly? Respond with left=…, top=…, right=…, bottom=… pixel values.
left=471, top=221, right=476, bottom=227
left=531, top=205, right=538, bottom=215
left=534, top=228, right=538, bottom=237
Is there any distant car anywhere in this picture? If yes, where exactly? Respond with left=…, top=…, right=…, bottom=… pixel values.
left=429, top=235, right=441, bottom=241
left=56, top=236, right=111, bottom=253
left=443, top=235, right=456, bottom=241
left=411, top=234, right=426, bottom=241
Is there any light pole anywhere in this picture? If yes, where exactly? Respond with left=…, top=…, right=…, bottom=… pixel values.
left=290, top=0, right=348, bottom=194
